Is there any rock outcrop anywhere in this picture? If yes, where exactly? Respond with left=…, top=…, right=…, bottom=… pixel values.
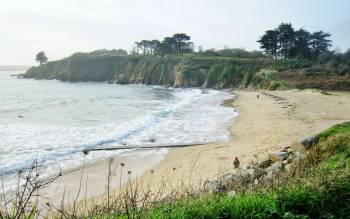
left=203, top=142, right=309, bottom=193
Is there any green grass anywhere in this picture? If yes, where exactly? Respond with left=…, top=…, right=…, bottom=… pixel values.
left=315, top=121, right=350, bottom=142
left=249, top=69, right=293, bottom=90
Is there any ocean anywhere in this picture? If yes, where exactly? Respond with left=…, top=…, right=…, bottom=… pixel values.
left=0, top=71, right=237, bottom=191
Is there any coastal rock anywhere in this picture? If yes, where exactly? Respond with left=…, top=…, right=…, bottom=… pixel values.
left=265, top=161, right=284, bottom=180
left=269, top=151, right=288, bottom=161
left=252, top=166, right=267, bottom=178
left=253, top=178, right=259, bottom=185
left=220, top=173, right=243, bottom=190
left=258, top=159, right=273, bottom=169
left=301, top=136, right=317, bottom=150
left=203, top=180, right=224, bottom=193
left=238, top=168, right=254, bottom=184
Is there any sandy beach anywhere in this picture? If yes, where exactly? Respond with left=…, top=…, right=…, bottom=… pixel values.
left=40, top=89, right=350, bottom=210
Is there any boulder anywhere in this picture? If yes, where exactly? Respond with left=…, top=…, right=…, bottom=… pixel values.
left=269, top=151, right=288, bottom=161
left=258, top=159, right=273, bottom=169
left=220, top=173, right=243, bottom=190
left=265, top=161, right=284, bottom=180
left=203, top=180, right=224, bottom=193
left=238, top=168, right=254, bottom=184
left=301, top=136, right=317, bottom=150
left=253, top=178, right=259, bottom=185
left=252, top=166, right=267, bottom=178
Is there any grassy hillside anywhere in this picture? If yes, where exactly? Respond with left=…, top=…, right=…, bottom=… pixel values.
left=80, top=122, right=350, bottom=218
left=24, top=53, right=350, bottom=90
left=24, top=54, right=318, bottom=89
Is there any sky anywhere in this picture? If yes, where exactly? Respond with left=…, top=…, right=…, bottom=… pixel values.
left=0, top=0, right=349, bottom=65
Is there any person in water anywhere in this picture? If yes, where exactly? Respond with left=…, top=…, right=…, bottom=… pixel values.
left=18, top=114, right=23, bottom=118
left=233, top=156, right=240, bottom=169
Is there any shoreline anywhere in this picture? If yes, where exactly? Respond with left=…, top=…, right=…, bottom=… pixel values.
left=38, top=89, right=350, bottom=211
left=36, top=89, right=236, bottom=209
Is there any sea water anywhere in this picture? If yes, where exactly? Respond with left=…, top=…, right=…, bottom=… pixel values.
left=0, top=71, right=237, bottom=191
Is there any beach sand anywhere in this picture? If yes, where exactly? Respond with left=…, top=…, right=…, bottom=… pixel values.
left=40, top=89, right=350, bottom=211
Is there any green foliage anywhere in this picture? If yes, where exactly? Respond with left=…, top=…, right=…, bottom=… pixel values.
left=135, top=33, right=194, bottom=56
left=143, top=194, right=280, bottom=219
left=35, top=51, right=48, bottom=65
left=315, top=49, right=350, bottom=75
left=0, top=205, right=37, bottom=219
left=199, top=48, right=266, bottom=59
left=315, top=121, right=350, bottom=142
left=250, top=69, right=292, bottom=90
left=258, top=23, right=332, bottom=60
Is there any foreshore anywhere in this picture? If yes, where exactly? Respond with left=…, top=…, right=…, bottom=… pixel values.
left=40, top=89, right=350, bottom=211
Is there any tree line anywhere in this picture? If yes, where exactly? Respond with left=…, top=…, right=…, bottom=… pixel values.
left=35, top=25, right=344, bottom=65
left=133, top=33, right=194, bottom=56
left=257, top=23, right=332, bottom=60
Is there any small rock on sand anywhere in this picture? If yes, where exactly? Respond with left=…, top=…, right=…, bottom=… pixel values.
left=269, top=151, right=288, bottom=161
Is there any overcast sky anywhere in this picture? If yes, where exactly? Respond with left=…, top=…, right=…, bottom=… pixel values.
left=1, top=0, right=349, bottom=65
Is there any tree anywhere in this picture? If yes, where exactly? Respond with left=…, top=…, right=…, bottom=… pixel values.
left=257, top=30, right=279, bottom=59
left=290, top=28, right=311, bottom=58
left=135, top=41, right=142, bottom=54
left=139, top=40, right=151, bottom=54
left=172, top=33, right=191, bottom=55
left=310, top=31, right=332, bottom=58
left=160, top=37, right=176, bottom=56
left=135, top=33, right=193, bottom=56
left=276, top=23, right=295, bottom=59
left=257, top=23, right=333, bottom=60
left=36, top=51, right=48, bottom=65
left=150, top=40, right=161, bottom=54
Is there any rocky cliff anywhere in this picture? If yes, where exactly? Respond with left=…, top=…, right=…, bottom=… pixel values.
left=24, top=54, right=313, bottom=89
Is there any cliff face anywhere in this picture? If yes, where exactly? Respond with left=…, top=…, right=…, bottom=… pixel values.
left=24, top=54, right=314, bottom=89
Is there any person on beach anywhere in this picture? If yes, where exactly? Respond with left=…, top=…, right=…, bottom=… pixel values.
left=257, top=94, right=260, bottom=99
left=233, top=156, right=240, bottom=169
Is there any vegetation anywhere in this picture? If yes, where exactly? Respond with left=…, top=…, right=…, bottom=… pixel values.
left=257, top=23, right=332, bottom=60
left=198, top=48, right=266, bottom=59
left=35, top=51, right=48, bottom=65
left=133, top=33, right=194, bottom=56
left=314, top=49, right=350, bottom=75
